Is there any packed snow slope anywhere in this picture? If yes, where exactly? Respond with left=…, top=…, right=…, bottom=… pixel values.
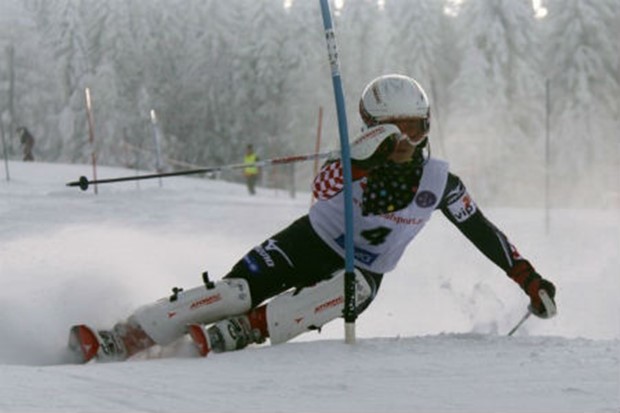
left=0, top=161, right=618, bottom=412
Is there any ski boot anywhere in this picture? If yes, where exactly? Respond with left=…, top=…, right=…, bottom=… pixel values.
left=68, top=325, right=128, bottom=363
left=188, top=306, right=267, bottom=357
left=68, top=319, right=155, bottom=363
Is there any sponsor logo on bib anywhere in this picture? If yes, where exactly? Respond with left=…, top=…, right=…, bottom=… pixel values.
left=414, top=190, right=437, bottom=208
left=335, top=234, right=379, bottom=266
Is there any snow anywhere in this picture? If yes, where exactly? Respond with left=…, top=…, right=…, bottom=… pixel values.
left=0, top=160, right=618, bottom=412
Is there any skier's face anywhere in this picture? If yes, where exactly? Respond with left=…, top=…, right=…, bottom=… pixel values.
left=393, top=117, right=428, bottom=146
left=386, top=118, right=429, bottom=163
left=388, top=138, right=416, bottom=163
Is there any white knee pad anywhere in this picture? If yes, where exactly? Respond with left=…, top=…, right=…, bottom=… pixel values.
left=266, top=269, right=373, bottom=345
left=131, top=278, right=251, bottom=345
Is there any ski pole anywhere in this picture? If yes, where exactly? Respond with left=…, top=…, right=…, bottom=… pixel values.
left=507, top=290, right=556, bottom=336
left=66, top=150, right=336, bottom=191
left=507, top=310, right=531, bottom=336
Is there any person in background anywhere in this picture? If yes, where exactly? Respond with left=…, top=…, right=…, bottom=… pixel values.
left=244, top=144, right=259, bottom=195
left=16, top=127, right=35, bottom=161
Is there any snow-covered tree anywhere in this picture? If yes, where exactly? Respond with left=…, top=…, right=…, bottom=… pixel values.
left=544, top=0, right=620, bottom=206
left=0, top=0, right=61, bottom=158
left=0, top=0, right=616, bottom=206
left=446, top=0, right=544, bottom=205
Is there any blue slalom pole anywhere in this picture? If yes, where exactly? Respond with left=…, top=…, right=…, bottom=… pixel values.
left=319, top=0, right=356, bottom=344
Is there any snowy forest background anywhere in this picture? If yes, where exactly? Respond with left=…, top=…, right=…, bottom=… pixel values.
left=0, top=0, right=618, bottom=208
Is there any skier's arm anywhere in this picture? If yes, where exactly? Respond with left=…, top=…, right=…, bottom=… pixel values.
left=438, top=173, right=556, bottom=318
left=437, top=173, right=516, bottom=270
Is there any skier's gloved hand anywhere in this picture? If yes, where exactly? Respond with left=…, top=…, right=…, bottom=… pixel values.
left=349, top=124, right=401, bottom=171
left=508, top=260, right=557, bottom=319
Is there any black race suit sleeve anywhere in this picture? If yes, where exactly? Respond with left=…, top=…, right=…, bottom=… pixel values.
left=437, top=173, right=518, bottom=272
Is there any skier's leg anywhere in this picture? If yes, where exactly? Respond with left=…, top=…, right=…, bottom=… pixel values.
left=223, top=215, right=347, bottom=307
left=196, top=215, right=351, bottom=352
left=73, top=215, right=344, bottom=361
left=123, top=278, right=252, bottom=348
left=70, top=278, right=253, bottom=362
left=265, top=268, right=380, bottom=344
left=95, top=215, right=335, bottom=359
left=193, top=269, right=381, bottom=354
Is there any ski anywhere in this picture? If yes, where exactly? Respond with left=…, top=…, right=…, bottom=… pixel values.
left=67, top=324, right=128, bottom=363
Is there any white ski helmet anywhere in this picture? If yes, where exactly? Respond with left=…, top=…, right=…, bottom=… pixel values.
left=359, top=74, right=430, bottom=128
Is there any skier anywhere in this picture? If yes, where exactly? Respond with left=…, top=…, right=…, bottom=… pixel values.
left=69, top=74, right=557, bottom=362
